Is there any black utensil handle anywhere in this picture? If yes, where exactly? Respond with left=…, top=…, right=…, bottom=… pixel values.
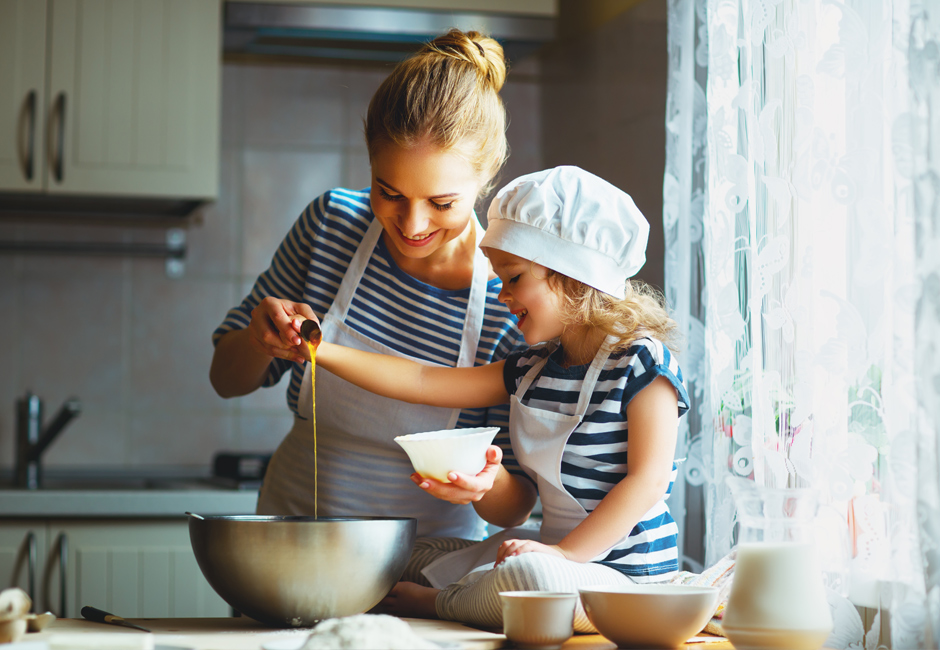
left=81, top=605, right=121, bottom=624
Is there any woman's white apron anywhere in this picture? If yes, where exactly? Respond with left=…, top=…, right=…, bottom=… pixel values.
left=257, top=215, right=491, bottom=539
left=422, top=340, right=619, bottom=588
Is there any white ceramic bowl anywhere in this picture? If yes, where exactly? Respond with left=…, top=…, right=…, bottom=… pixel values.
left=580, top=584, right=719, bottom=649
left=394, top=427, right=499, bottom=483
left=499, top=591, right=578, bottom=650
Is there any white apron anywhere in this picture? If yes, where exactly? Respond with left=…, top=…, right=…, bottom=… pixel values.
left=257, top=215, right=491, bottom=539
left=422, top=339, right=619, bottom=588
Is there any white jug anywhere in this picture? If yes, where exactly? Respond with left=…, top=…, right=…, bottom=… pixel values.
left=721, top=477, right=832, bottom=650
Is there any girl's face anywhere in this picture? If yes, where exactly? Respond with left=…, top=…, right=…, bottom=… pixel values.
left=370, top=140, right=484, bottom=263
left=487, top=248, right=566, bottom=345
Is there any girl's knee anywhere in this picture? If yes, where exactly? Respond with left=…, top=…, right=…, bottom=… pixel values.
left=492, top=553, right=564, bottom=592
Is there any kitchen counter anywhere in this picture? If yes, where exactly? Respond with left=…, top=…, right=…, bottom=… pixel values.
left=16, top=616, right=735, bottom=649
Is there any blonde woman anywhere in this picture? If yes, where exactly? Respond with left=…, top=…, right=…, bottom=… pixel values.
left=209, top=30, right=525, bottom=564
left=312, top=166, right=691, bottom=631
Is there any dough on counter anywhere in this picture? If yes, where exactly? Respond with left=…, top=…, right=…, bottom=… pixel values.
left=301, top=614, right=439, bottom=649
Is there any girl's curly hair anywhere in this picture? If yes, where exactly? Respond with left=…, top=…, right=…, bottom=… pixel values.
left=546, top=271, right=681, bottom=354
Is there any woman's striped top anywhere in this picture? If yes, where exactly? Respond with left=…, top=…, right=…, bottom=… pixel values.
left=213, top=187, right=526, bottom=472
left=503, top=336, right=690, bottom=581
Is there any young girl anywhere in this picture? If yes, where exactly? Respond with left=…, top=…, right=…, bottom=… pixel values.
left=311, top=165, right=690, bottom=632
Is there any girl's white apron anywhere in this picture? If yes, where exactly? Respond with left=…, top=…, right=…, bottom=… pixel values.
left=422, top=340, right=623, bottom=588
left=258, top=216, right=491, bottom=540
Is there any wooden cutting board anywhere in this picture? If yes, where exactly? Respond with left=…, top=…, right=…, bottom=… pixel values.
left=22, top=616, right=510, bottom=649
left=23, top=616, right=733, bottom=649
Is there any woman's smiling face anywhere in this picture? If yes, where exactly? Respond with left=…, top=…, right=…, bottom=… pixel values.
left=487, top=248, right=565, bottom=345
left=370, top=140, right=484, bottom=263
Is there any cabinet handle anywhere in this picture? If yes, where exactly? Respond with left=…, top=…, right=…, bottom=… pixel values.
left=44, top=532, right=68, bottom=618
left=52, top=92, right=66, bottom=183
left=23, top=91, right=37, bottom=182
left=57, top=533, right=67, bottom=618
left=26, top=531, right=36, bottom=605
left=11, top=532, right=38, bottom=603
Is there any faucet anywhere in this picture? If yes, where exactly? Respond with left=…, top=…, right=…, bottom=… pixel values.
left=14, top=392, right=81, bottom=489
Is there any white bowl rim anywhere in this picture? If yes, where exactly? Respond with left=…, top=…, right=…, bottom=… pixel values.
left=579, top=584, right=719, bottom=596
left=499, top=591, right=579, bottom=599
left=394, top=426, right=499, bottom=442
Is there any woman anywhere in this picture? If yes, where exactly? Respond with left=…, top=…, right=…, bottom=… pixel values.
left=209, top=29, right=525, bottom=571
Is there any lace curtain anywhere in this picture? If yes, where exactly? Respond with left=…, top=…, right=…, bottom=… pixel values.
left=664, top=0, right=940, bottom=646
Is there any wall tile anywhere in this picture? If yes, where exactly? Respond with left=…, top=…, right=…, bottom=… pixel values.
left=127, top=411, right=235, bottom=467
left=18, top=271, right=125, bottom=409
left=42, top=409, right=127, bottom=467
left=0, top=256, right=19, bottom=470
left=17, top=227, right=128, bottom=281
left=127, top=275, right=234, bottom=413
left=241, top=149, right=343, bottom=278
left=236, top=412, right=296, bottom=452
left=14, top=268, right=125, bottom=471
left=501, top=78, right=543, bottom=187
left=342, top=66, right=389, bottom=148
left=0, top=50, right=547, bottom=473
left=343, top=149, right=372, bottom=192
left=538, top=6, right=667, bottom=291
left=242, top=64, right=347, bottom=148
left=184, top=149, right=239, bottom=279
left=220, top=64, right=245, bottom=149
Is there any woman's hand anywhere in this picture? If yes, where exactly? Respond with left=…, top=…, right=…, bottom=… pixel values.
left=410, top=445, right=503, bottom=505
left=247, top=297, right=318, bottom=364
left=496, top=539, right=567, bottom=565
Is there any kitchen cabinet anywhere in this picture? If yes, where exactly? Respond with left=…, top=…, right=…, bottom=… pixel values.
left=0, top=519, right=230, bottom=618
left=0, top=0, right=221, bottom=200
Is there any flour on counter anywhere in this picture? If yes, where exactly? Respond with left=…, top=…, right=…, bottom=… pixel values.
left=301, top=614, right=440, bottom=650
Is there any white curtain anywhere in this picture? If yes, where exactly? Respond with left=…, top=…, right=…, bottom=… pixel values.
left=665, top=0, right=940, bottom=646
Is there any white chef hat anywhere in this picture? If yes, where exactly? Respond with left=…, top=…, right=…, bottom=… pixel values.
left=481, top=166, right=649, bottom=299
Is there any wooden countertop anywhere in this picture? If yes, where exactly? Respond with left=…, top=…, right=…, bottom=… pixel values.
left=23, top=616, right=734, bottom=649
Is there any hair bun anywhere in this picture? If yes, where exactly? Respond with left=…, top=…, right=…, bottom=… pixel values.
left=425, top=29, right=507, bottom=92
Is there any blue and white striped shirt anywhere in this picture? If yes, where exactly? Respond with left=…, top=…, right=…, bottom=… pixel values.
left=503, top=336, right=690, bottom=581
left=213, top=187, right=526, bottom=472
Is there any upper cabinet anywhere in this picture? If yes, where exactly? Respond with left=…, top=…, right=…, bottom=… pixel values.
left=0, top=0, right=221, bottom=200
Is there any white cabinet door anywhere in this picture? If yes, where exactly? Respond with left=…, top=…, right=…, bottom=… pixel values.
left=0, top=0, right=48, bottom=192
left=51, top=520, right=230, bottom=618
left=46, top=0, right=221, bottom=198
left=2, top=519, right=229, bottom=618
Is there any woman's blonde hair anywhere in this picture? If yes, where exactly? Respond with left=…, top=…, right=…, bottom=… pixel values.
left=547, top=272, right=681, bottom=354
left=365, top=29, right=509, bottom=196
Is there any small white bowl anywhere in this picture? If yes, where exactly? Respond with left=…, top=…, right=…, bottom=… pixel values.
left=394, top=427, right=499, bottom=483
left=499, top=591, right=578, bottom=650
left=580, top=584, right=719, bottom=649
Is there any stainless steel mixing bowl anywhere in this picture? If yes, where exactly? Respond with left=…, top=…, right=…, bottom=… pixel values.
left=188, top=514, right=417, bottom=628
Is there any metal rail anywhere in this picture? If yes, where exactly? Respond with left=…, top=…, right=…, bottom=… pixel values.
left=0, top=240, right=184, bottom=258
left=0, top=229, right=188, bottom=277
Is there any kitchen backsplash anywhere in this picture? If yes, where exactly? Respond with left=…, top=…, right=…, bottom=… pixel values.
left=0, top=55, right=543, bottom=472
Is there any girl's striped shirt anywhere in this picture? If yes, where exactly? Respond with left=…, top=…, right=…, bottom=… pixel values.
left=502, top=336, right=691, bottom=581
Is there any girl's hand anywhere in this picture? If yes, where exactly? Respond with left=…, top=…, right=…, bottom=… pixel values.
left=496, top=539, right=567, bottom=565
left=247, top=297, right=318, bottom=364
left=411, top=445, right=503, bottom=505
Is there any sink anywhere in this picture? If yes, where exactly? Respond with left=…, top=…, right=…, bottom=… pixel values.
left=0, top=475, right=245, bottom=492
left=33, top=477, right=216, bottom=491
